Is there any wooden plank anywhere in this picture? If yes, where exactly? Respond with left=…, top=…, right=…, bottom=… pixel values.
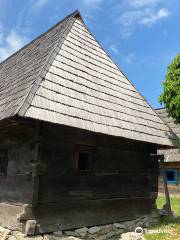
left=34, top=197, right=152, bottom=232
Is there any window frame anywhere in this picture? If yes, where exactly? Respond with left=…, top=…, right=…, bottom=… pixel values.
left=0, top=149, right=8, bottom=178
left=166, top=169, right=178, bottom=185
left=74, top=145, right=95, bottom=173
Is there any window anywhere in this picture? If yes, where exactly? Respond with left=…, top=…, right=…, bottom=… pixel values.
left=78, top=152, right=89, bottom=171
left=0, top=150, right=8, bottom=177
left=166, top=170, right=177, bottom=184
left=75, top=145, right=95, bottom=172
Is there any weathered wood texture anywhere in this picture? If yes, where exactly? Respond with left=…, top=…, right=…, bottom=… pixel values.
left=0, top=12, right=77, bottom=120
left=0, top=10, right=175, bottom=146
left=34, top=198, right=153, bottom=232
left=156, top=108, right=180, bottom=138
left=32, top=122, right=158, bottom=231
left=156, top=108, right=180, bottom=195
left=158, top=176, right=180, bottom=195
left=38, top=144, right=155, bottom=202
left=156, top=108, right=180, bottom=162
left=0, top=119, right=159, bottom=232
left=23, top=15, right=175, bottom=147
left=158, top=162, right=180, bottom=195
left=0, top=10, right=170, bottom=233
left=0, top=121, right=36, bottom=204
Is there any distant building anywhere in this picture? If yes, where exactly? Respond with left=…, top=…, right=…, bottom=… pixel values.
left=0, top=10, right=176, bottom=234
left=156, top=108, right=180, bottom=195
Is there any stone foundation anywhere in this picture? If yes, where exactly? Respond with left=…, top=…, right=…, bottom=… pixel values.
left=0, top=203, right=25, bottom=231
left=0, top=212, right=159, bottom=240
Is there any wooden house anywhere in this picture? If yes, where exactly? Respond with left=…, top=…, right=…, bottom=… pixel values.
left=156, top=108, right=180, bottom=195
left=0, top=10, right=176, bottom=233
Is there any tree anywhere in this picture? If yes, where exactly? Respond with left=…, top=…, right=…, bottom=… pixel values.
left=159, top=53, right=180, bottom=124
left=159, top=54, right=180, bottom=216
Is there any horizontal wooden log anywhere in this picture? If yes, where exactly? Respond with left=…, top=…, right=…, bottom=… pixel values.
left=34, top=197, right=153, bottom=232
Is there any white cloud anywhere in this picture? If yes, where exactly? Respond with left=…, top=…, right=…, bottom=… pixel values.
left=0, top=24, right=3, bottom=44
left=81, top=0, right=103, bottom=5
left=34, top=0, right=50, bottom=8
left=128, top=0, right=162, bottom=8
left=6, top=30, right=26, bottom=50
left=140, top=8, right=170, bottom=25
left=123, top=53, right=135, bottom=64
left=0, top=30, right=28, bottom=62
left=121, top=29, right=132, bottom=38
left=109, top=44, right=119, bottom=55
left=114, top=0, right=171, bottom=37
left=119, top=7, right=170, bottom=27
left=80, top=0, right=103, bottom=10
left=119, top=9, right=145, bottom=27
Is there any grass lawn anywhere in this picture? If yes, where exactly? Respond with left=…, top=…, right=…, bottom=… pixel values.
left=145, top=195, right=180, bottom=240
left=156, top=196, right=180, bottom=215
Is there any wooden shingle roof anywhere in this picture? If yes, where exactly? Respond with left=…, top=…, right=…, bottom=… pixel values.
left=156, top=108, right=179, bottom=161
left=0, top=10, right=78, bottom=119
left=0, top=10, right=176, bottom=147
left=156, top=108, right=180, bottom=137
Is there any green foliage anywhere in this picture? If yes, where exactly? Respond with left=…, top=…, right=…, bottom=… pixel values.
left=159, top=53, right=180, bottom=124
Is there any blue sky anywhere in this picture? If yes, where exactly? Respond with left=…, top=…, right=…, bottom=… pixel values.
left=0, top=0, right=179, bottom=108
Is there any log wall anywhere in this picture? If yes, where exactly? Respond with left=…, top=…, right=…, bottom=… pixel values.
left=0, top=122, right=35, bottom=204
left=34, top=123, right=158, bottom=231
left=0, top=119, right=159, bottom=232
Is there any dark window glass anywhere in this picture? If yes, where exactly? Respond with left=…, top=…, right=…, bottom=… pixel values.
left=0, top=150, right=8, bottom=177
left=78, top=152, right=89, bottom=171
left=76, top=145, right=95, bottom=172
left=166, top=170, right=177, bottom=184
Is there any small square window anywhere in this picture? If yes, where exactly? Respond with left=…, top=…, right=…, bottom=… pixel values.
left=75, top=145, right=95, bottom=172
left=166, top=170, right=177, bottom=184
left=78, top=152, right=89, bottom=171
left=0, top=150, right=8, bottom=177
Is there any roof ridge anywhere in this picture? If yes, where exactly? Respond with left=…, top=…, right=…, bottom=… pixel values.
left=17, top=12, right=79, bottom=116
left=0, top=10, right=81, bottom=67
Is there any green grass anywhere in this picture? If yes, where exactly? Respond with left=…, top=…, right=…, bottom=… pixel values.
left=145, top=196, right=180, bottom=240
left=156, top=196, right=180, bottom=216
left=145, top=232, right=167, bottom=240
